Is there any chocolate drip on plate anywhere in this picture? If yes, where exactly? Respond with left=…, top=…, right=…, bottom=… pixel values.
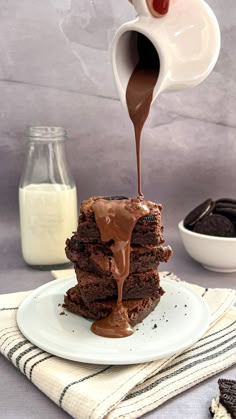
left=91, top=198, right=151, bottom=338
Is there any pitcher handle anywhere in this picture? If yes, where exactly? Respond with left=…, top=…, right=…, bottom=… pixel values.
left=132, top=0, right=151, bottom=17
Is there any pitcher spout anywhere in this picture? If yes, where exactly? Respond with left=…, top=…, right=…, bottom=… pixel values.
left=112, top=26, right=165, bottom=112
left=112, top=0, right=221, bottom=111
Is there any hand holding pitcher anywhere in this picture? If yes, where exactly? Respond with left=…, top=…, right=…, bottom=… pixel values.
left=129, top=0, right=173, bottom=17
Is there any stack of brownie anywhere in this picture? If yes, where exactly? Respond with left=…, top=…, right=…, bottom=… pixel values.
left=63, top=196, right=172, bottom=326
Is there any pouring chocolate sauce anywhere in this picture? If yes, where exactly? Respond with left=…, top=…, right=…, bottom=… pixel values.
left=126, top=33, right=160, bottom=197
left=91, top=35, right=159, bottom=338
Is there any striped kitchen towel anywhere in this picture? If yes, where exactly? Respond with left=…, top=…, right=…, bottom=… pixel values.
left=0, top=273, right=235, bottom=419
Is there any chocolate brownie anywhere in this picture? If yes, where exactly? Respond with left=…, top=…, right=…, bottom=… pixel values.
left=77, top=196, right=164, bottom=246
left=66, top=234, right=172, bottom=275
left=62, top=195, right=171, bottom=335
left=75, top=267, right=164, bottom=303
left=63, top=285, right=162, bottom=327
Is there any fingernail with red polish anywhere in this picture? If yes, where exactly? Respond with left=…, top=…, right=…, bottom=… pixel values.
left=153, top=0, right=170, bottom=15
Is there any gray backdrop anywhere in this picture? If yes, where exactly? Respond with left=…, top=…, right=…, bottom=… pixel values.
left=0, top=1, right=235, bottom=418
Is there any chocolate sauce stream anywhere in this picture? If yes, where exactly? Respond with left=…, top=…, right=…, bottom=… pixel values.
left=90, top=35, right=159, bottom=338
left=91, top=198, right=150, bottom=338
left=126, top=33, right=160, bottom=197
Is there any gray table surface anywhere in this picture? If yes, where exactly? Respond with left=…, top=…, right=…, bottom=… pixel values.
left=0, top=220, right=235, bottom=419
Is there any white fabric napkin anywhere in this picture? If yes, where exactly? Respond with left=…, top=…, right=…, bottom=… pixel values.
left=0, top=272, right=235, bottom=419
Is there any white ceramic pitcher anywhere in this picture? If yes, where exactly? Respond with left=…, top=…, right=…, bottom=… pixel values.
left=112, top=0, right=221, bottom=110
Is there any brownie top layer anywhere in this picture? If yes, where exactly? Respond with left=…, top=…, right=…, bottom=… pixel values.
left=76, top=196, right=164, bottom=247
left=80, top=196, right=162, bottom=221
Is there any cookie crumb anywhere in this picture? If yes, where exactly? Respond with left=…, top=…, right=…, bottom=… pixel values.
left=152, top=324, right=157, bottom=329
left=202, top=288, right=209, bottom=297
left=60, top=311, right=65, bottom=316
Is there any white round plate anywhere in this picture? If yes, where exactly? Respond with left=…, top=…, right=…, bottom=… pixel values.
left=17, top=274, right=210, bottom=365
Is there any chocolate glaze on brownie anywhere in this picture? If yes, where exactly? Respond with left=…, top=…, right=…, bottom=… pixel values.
left=90, top=197, right=153, bottom=337
left=63, top=285, right=162, bottom=327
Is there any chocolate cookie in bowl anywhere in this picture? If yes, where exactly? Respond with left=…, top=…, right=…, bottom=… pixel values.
left=183, top=199, right=215, bottom=230
left=214, top=198, right=236, bottom=224
left=184, top=198, right=236, bottom=237
left=179, top=198, right=236, bottom=272
left=194, top=214, right=235, bottom=238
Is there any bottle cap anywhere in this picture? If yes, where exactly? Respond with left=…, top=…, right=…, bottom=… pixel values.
left=27, top=126, right=66, bottom=142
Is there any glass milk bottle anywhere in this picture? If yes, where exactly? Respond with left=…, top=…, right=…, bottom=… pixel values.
left=19, top=127, right=78, bottom=270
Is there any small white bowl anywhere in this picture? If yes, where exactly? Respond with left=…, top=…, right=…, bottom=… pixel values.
left=178, top=220, right=236, bottom=273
